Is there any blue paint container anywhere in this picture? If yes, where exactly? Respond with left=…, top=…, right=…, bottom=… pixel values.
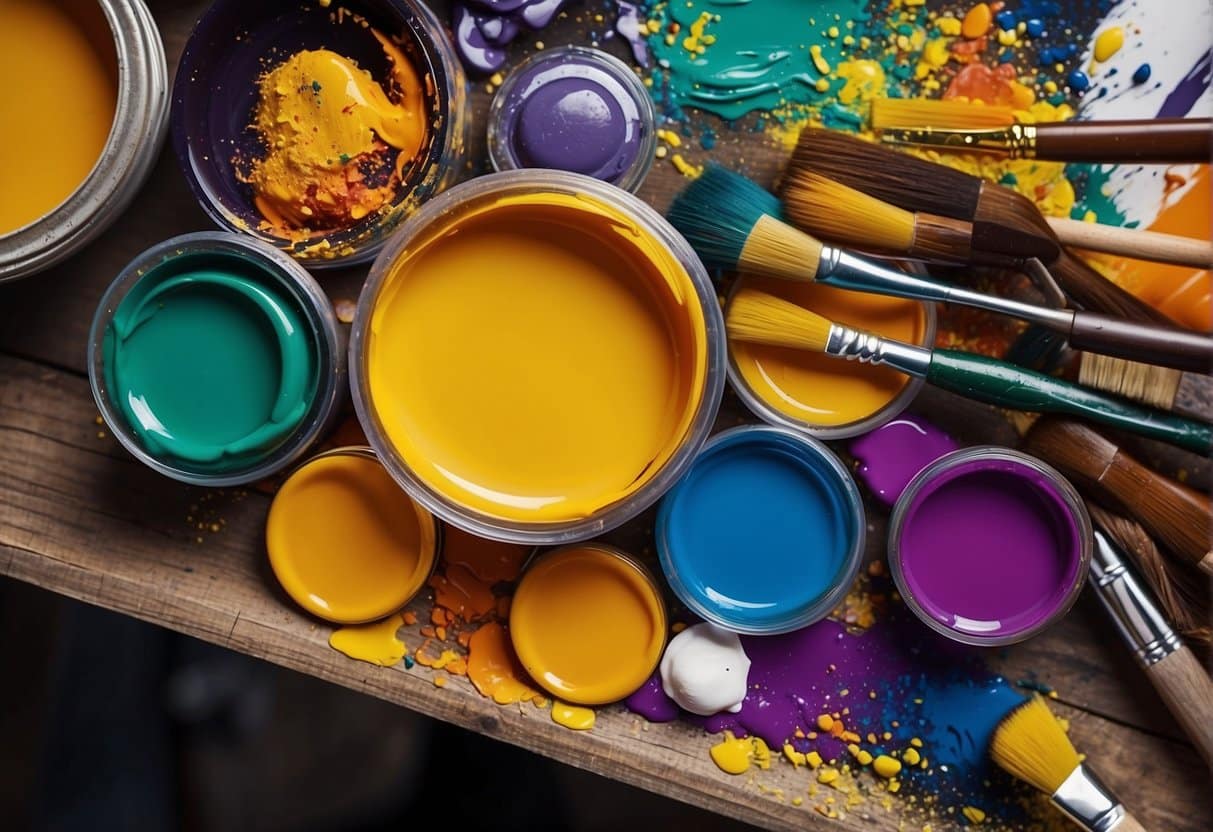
left=657, top=425, right=865, bottom=635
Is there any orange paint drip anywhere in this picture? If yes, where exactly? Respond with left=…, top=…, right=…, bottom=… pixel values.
left=1094, top=167, right=1211, bottom=331
left=442, top=526, right=530, bottom=584
left=466, top=622, right=546, bottom=706
left=428, top=563, right=497, bottom=621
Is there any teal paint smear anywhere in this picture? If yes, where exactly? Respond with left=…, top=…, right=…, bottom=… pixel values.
left=646, top=0, right=871, bottom=121
left=1066, top=162, right=1130, bottom=225
left=104, top=257, right=319, bottom=473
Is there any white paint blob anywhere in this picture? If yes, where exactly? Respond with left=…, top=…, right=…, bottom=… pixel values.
left=659, top=622, right=751, bottom=716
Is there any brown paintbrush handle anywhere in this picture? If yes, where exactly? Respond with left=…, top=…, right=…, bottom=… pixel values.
left=1098, top=450, right=1212, bottom=574
left=1116, top=811, right=1149, bottom=832
left=1048, top=217, right=1213, bottom=268
left=1146, top=646, right=1213, bottom=766
left=1034, top=119, right=1212, bottom=163
left=1068, top=311, right=1213, bottom=374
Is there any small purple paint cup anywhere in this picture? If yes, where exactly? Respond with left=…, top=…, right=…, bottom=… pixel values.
left=487, top=46, right=656, bottom=192
left=888, top=447, right=1091, bottom=647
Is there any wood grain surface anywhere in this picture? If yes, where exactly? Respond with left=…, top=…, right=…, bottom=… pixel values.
left=1, top=1, right=1210, bottom=830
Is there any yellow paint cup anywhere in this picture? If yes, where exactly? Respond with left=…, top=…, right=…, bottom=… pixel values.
left=726, top=275, right=935, bottom=439
left=351, top=171, right=725, bottom=543
left=266, top=447, right=439, bottom=624
left=510, top=544, right=667, bottom=705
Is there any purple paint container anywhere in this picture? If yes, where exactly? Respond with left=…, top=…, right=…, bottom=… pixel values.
left=171, top=0, right=468, bottom=269
left=487, top=47, right=656, bottom=192
left=889, top=447, right=1091, bottom=646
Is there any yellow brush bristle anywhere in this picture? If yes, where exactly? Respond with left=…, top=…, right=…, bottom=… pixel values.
left=990, top=696, right=1082, bottom=796
left=737, top=214, right=824, bottom=282
left=726, top=289, right=834, bottom=353
left=1078, top=354, right=1182, bottom=410
left=783, top=171, right=916, bottom=253
left=871, top=98, right=1017, bottom=130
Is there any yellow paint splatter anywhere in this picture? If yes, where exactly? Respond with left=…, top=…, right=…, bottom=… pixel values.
left=836, top=60, right=886, bottom=105
left=709, top=731, right=771, bottom=775
left=552, top=701, right=596, bottom=730
left=328, top=613, right=406, bottom=667
left=656, top=128, right=682, bottom=147
left=672, top=153, right=703, bottom=178
left=809, top=44, right=830, bottom=75
left=963, top=806, right=987, bottom=824
left=1093, top=26, right=1124, bottom=62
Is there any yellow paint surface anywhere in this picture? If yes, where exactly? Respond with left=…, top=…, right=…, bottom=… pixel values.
left=551, top=701, right=596, bottom=731
left=730, top=276, right=928, bottom=428
left=329, top=613, right=407, bottom=666
left=267, top=452, right=437, bottom=623
left=0, top=0, right=116, bottom=234
left=509, top=545, right=666, bottom=705
left=366, top=191, right=708, bottom=524
left=244, top=30, right=427, bottom=236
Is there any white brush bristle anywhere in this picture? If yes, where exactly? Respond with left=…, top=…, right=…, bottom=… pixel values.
left=990, top=696, right=1082, bottom=795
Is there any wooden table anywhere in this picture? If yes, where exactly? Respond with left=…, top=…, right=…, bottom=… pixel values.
left=1, top=2, right=1209, bottom=829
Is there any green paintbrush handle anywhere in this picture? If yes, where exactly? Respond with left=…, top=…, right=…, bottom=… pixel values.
left=926, top=350, right=1212, bottom=454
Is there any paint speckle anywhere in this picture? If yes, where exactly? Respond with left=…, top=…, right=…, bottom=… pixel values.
left=1132, top=63, right=1152, bottom=84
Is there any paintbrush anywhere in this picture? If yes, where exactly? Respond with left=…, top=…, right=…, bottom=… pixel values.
left=787, top=128, right=1189, bottom=408
left=1087, top=503, right=1211, bottom=654
left=1047, top=218, right=1213, bottom=270
left=667, top=166, right=1213, bottom=373
left=725, top=289, right=1211, bottom=454
left=871, top=99, right=1212, bottom=164
left=990, top=695, right=1150, bottom=830
left=1087, top=521, right=1213, bottom=767
left=1025, top=418, right=1212, bottom=575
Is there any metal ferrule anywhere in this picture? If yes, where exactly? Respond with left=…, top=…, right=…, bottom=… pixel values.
left=1052, top=764, right=1125, bottom=832
left=1088, top=530, right=1182, bottom=667
left=824, top=324, right=933, bottom=378
left=878, top=123, right=1038, bottom=158
left=821, top=250, right=1076, bottom=330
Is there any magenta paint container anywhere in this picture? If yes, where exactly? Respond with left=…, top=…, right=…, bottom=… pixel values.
left=888, top=447, right=1091, bottom=646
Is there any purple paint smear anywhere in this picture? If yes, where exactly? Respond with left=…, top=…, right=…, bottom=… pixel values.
left=1157, top=51, right=1212, bottom=118
left=614, top=1, right=650, bottom=67
left=849, top=415, right=959, bottom=507
left=452, top=0, right=573, bottom=74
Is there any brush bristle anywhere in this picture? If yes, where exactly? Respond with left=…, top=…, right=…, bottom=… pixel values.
left=1078, top=354, right=1182, bottom=409
left=787, top=127, right=981, bottom=220
left=990, top=696, right=1082, bottom=795
left=871, top=98, right=1017, bottom=130
left=667, top=164, right=783, bottom=271
left=726, top=289, right=834, bottom=352
left=783, top=171, right=916, bottom=253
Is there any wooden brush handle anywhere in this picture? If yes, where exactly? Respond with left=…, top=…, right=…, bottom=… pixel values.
left=1067, top=312, right=1213, bottom=374
left=1035, top=118, right=1212, bottom=163
left=926, top=351, right=1212, bottom=453
left=1098, top=450, right=1212, bottom=575
left=1049, top=217, right=1213, bottom=268
left=1116, top=811, right=1148, bottom=832
left=1147, top=646, right=1213, bottom=766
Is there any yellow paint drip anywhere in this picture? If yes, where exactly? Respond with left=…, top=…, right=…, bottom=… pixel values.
left=244, top=30, right=427, bottom=236
left=466, top=622, right=547, bottom=706
left=328, top=613, right=407, bottom=666
left=709, top=731, right=771, bottom=775
left=551, top=701, right=596, bottom=731
left=0, top=0, right=117, bottom=234
left=1093, top=26, right=1124, bottom=62
left=681, top=11, right=716, bottom=56
left=836, top=60, right=886, bottom=105
left=809, top=45, right=831, bottom=75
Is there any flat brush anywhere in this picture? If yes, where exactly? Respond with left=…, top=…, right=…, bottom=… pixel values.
left=669, top=166, right=1213, bottom=373
left=783, top=169, right=1059, bottom=264
left=786, top=127, right=1181, bottom=325
left=725, top=289, right=1211, bottom=454
left=1025, top=417, right=1212, bottom=575
left=871, top=99, right=1212, bottom=164
left=991, top=695, right=1149, bottom=831
left=1087, top=523, right=1213, bottom=766
left=788, top=128, right=1189, bottom=408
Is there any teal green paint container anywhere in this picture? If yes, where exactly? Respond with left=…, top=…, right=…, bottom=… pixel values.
left=89, top=233, right=345, bottom=485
